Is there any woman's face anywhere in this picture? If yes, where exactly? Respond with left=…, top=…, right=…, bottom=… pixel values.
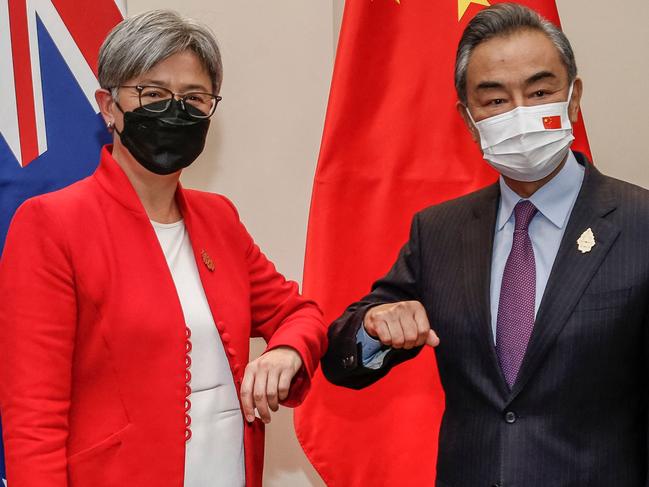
left=98, top=50, right=215, bottom=178
left=112, top=50, right=214, bottom=131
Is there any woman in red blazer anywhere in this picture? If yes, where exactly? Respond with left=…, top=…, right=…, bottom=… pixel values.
left=0, top=10, right=326, bottom=487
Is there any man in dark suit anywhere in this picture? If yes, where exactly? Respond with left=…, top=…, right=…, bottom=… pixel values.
left=322, top=3, right=649, bottom=486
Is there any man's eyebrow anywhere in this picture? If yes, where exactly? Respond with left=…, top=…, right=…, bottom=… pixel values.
left=525, top=71, right=557, bottom=85
left=476, top=80, right=505, bottom=91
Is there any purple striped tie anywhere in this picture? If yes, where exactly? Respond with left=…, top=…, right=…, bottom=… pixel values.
left=496, top=200, right=538, bottom=388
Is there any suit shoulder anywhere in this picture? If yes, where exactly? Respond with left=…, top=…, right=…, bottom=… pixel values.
left=603, top=174, right=649, bottom=199
left=13, top=176, right=95, bottom=223
left=597, top=171, right=649, bottom=215
left=32, top=175, right=94, bottom=204
left=415, top=183, right=498, bottom=224
left=5, top=178, right=97, bottom=253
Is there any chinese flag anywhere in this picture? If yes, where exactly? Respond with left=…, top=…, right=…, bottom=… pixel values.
left=294, top=1, right=590, bottom=486
left=543, top=115, right=563, bottom=129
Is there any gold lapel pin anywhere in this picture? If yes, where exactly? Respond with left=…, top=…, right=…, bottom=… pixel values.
left=577, top=228, right=596, bottom=254
left=201, top=249, right=215, bottom=272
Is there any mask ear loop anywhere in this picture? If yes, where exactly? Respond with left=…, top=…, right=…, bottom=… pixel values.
left=566, top=81, right=575, bottom=104
left=110, top=100, right=127, bottom=137
left=112, top=122, right=123, bottom=138
left=462, top=103, right=480, bottom=132
left=564, top=81, right=576, bottom=125
left=558, top=81, right=576, bottom=135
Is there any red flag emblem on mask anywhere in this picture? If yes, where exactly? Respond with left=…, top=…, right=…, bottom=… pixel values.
left=543, top=115, right=562, bottom=129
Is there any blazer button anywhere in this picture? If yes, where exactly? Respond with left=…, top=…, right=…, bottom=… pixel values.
left=504, top=411, right=517, bottom=424
left=221, top=332, right=231, bottom=343
left=341, top=355, right=356, bottom=369
left=216, top=321, right=225, bottom=332
left=227, top=347, right=237, bottom=357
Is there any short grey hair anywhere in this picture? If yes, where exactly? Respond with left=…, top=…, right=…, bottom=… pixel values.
left=455, top=3, right=577, bottom=104
left=98, top=9, right=223, bottom=98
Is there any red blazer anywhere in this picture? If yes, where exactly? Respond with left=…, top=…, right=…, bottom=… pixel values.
left=0, top=146, right=327, bottom=486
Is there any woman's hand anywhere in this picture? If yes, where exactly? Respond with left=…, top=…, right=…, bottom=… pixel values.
left=240, top=346, right=303, bottom=423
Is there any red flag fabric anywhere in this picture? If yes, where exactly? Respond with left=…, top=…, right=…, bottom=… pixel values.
left=295, top=1, right=591, bottom=486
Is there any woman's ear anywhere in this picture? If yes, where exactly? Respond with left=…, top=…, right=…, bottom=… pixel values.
left=95, top=88, right=116, bottom=128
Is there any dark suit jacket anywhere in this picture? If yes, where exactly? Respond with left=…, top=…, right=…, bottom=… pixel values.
left=323, top=153, right=649, bottom=487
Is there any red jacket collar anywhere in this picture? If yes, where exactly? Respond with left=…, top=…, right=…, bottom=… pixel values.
left=93, top=145, right=191, bottom=221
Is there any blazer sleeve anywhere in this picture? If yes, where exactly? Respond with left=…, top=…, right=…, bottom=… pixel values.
left=322, top=212, right=427, bottom=389
left=226, top=201, right=327, bottom=407
left=0, top=199, right=77, bottom=486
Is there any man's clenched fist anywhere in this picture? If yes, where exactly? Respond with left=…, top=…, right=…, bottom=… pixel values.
left=363, top=300, right=439, bottom=349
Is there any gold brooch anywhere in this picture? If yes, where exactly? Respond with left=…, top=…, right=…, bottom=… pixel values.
left=201, top=249, right=215, bottom=272
left=577, top=228, right=596, bottom=254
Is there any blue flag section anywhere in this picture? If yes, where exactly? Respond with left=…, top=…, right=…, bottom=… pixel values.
left=0, top=17, right=110, bottom=251
left=0, top=4, right=120, bottom=481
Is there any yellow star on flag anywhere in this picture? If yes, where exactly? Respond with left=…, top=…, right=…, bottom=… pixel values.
left=458, top=0, right=490, bottom=21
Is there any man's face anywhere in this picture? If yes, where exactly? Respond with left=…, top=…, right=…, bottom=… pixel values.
left=459, top=29, right=582, bottom=141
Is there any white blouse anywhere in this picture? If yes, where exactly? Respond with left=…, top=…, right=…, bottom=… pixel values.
left=152, top=220, right=245, bottom=487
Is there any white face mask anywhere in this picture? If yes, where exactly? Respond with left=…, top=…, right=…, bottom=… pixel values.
left=466, top=83, right=575, bottom=182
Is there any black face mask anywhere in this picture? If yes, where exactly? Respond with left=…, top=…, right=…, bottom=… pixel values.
left=115, top=99, right=210, bottom=175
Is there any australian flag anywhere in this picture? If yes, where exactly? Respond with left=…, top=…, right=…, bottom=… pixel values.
left=0, top=1, right=125, bottom=484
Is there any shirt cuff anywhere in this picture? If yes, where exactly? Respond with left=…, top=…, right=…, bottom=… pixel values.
left=356, top=323, right=388, bottom=369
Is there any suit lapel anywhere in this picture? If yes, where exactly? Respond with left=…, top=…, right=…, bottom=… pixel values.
left=461, top=183, right=510, bottom=397
left=509, top=160, right=619, bottom=401
left=93, top=148, right=189, bottom=349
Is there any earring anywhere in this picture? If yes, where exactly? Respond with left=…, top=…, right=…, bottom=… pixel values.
left=107, top=121, right=114, bottom=130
